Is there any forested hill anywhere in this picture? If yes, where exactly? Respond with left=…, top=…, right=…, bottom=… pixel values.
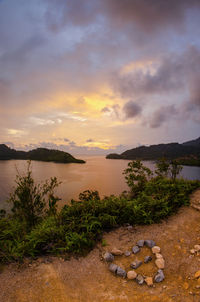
left=106, top=137, right=200, bottom=166
left=0, top=145, right=85, bottom=164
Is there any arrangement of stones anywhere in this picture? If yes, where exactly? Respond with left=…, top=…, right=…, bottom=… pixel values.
left=103, top=239, right=165, bottom=287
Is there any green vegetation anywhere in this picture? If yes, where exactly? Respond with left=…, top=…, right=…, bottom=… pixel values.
left=106, top=137, right=200, bottom=166
left=0, top=160, right=199, bottom=263
left=0, top=144, right=85, bottom=163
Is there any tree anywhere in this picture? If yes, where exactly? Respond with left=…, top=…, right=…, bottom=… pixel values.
left=123, top=160, right=153, bottom=197
left=8, top=161, right=61, bottom=230
left=169, top=160, right=183, bottom=182
left=155, top=158, right=170, bottom=178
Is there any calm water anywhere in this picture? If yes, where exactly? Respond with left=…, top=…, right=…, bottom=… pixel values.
left=0, top=156, right=200, bottom=210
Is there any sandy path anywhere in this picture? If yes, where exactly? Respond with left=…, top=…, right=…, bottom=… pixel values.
left=0, top=190, right=200, bottom=302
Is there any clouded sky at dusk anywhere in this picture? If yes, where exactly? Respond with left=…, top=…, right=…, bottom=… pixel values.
left=1, top=0, right=200, bottom=155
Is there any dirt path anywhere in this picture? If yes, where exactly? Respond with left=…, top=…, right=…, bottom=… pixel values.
left=0, top=191, right=200, bottom=302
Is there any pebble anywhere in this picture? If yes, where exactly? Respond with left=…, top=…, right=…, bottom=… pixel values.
left=103, top=252, right=114, bottom=262
left=136, top=274, right=144, bottom=285
left=190, top=249, right=196, bottom=254
left=116, top=266, right=127, bottom=278
left=183, top=282, right=189, bottom=290
left=127, top=270, right=137, bottom=280
left=194, top=271, right=200, bottom=279
left=109, top=263, right=118, bottom=274
left=130, top=260, right=142, bottom=269
left=155, top=253, right=163, bottom=259
left=145, top=277, right=153, bottom=287
left=194, top=245, right=200, bottom=252
left=132, top=246, right=140, bottom=254
left=124, top=251, right=131, bottom=257
left=144, top=256, right=152, bottom=263
left=145, top=240, right=156, bottom=248
left=154, top=269, right=165, bottom=283
left=152, top=246, right=161, bottom=254
left=111, top=248, right=123, bottom=256
left=155, top=258, right=165, bottom=269
left=137, top=240, right=145, bottom=247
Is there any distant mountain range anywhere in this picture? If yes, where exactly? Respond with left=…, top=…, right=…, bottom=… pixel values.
left=106, top=137, right=200, bottom=166
left=0, top=145, right=85, bottom=164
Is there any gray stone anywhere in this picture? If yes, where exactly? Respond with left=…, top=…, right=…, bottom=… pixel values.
left=116, top=266, right=127, bottom=278
left=127, top=225, right=133, bottom=230
left=103, top=252, right=114, bottom=262
left=109, top=263, right=118, bottom=274
left=124, top=251, right=131, bottom=257
left=154, top=269, right=165, bottom=283
left=144, top=256, right=152, bottom=263
left=136, top=274, right=144, bottom=285
left=130, top=260, right=142, bottom=269
left=145, top=240, right=156, bottom=248
left=132, top=245, right=140, bottom=254
left=137, top=240, right=145, bottom=247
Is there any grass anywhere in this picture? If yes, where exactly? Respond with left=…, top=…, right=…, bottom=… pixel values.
left=0, top=161, right=199, bottom=263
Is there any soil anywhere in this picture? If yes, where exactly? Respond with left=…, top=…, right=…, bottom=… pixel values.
left=0, top=190, right=200, bottom=302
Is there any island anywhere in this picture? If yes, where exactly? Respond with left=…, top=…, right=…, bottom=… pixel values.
left=0, top=144, right=85, bottom=164
left=106, top=137, right=200, bottom=166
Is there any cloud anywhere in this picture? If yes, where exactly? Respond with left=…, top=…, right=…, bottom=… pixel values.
left=149, top=105, right=177, bottom=128
left=123, top=100, right=142, bottom=119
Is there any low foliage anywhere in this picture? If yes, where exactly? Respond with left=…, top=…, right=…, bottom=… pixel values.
left=0, top=160, right=199, bottom=263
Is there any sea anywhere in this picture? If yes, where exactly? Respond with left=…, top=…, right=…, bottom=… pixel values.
left=0, top=156, right=200, bottom=210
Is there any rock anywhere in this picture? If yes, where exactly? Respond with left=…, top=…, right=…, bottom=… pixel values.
left=152, top=246, right=161, bottom=254
left=127, top=225, right=133, bottom=230
left=145, top=240, right=156, bottom=248
left=194, top=245, right=200, bottom=252
left=132, top=246, right=140, bottom=254
left=136, top=274, right=144, bottom=285
left=155, top=258, right=165, bottom=269
left=124, top=251, right=131, bottom=257
left=130, top=260, right=142, bottom=269
left=109, top=263, right=118, bottom=274
left=103, top=252, right=114, bottom=262
left=183, top=282, right=189, bottom=290
left=155, top=253, right=163, bottom=259
left=194, top=271, right=200, bottom=279
left=137, top=240, right=145, bottom=247
left=144, top=256, right=152, bottom=263
left=154, top=269, right=165, bottom=283
left=190, top=249, right=196, bottom=254
left=111, top=248, right=123, bottom=256
left=145, top=277, right=153, bottom=287
left=127, top=270, right=137, bottom=279
left=116, top=266, right=127, bottom=278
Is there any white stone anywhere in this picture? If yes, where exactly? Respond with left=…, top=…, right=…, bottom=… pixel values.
left=152, top=246, right=161, bottom=254
left=127, top=270, right=137, bottom=280
left=155, top=258, right=165, bottom=269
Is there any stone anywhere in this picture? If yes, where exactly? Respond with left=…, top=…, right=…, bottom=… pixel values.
left=136, top=274, right=144, bottom=285
left=145, top=277, right=153, bottom=287
left=130, top=260, right=142, bottom=269
left=152, top=246, right=161, bottom=254
left=183, top=282, right=189, bottom=290
left=103, top=252, right=114, bottom=262
left=116, top=266, right=127, bottom=278
left=194, top=245, right=200, bottom=252
left=127, top=225, right=133, bottom=230
left=109, top=263, right=118, bottom=274
left=132, top=245, right=140, bottom=254
left=194, top=271, right=200, bottom=279
left=155, top=253, right=163, bottom=259
left=154, top=269, right=165, bottom=283
left=190, top=249, right=196, bottom=254
left=145, top=240, right=156, bottom=248
left=124, top=251, right=131, bottom=257
left=111, top=248, right=123, bottom=256
left=127, top=270, right=137, bottom=280
left=155, top=258, right=165, bottom=269
left=137, top=240, right=145, bottom=247
left=144, top=256, right=152, bottom=263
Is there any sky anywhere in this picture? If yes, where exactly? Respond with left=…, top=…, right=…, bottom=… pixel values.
left=0, top=0, right=200, bottom=155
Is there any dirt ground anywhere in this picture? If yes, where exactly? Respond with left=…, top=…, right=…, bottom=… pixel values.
left=0, top=190, right=200, bottom=302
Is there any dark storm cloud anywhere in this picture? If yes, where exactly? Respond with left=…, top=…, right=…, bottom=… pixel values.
left=123, top=101, right=142, bottom=119
left=149, top=105, right=177, bottom=128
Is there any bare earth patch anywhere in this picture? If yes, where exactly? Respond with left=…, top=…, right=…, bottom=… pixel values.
left=0, top=190, right=200, bottom=302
